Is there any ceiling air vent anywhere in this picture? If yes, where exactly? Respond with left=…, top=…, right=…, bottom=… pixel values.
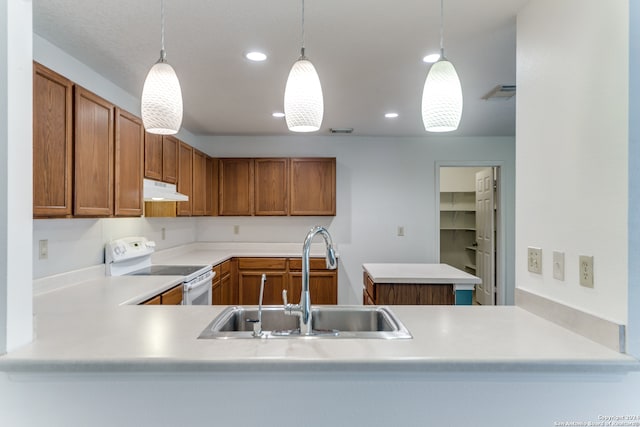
left=482, top=84, right=516, bottom=100
left=329, top=128, right=354, bottom=134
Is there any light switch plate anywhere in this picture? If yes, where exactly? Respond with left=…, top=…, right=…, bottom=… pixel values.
left=552, top=251, right=565, bottom=281
left=527, top=247, right=542, bottom=274
left=579, top=255, right=594, bottom=288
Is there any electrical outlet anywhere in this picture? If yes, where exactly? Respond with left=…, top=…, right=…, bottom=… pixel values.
left=397, top=226, right=405, bottom=237
left=527, top=247, right=542, bottom=274
left=38, top=239, right=48, bottom=260
left=233, top=225, right=240, bottom=235
left=553, top=251, right=565, bottom=281
left=579, top=255, right=594, bottom=288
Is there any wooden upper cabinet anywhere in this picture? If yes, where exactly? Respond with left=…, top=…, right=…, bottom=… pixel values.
left=162, top=135, right=179, bottom=184
left=144, top=133, right=178, bottom=184
left=290, top=158, right=336, bottom=216
left=114, top=108, right=144, bottom=217
left=176, top=141, right=193, bottom=216
left=191, top=149, right=207, bottom=216
left=219, top=158, right=254, bottom=216
left=143, top=132, right=163, bottom=181
left=73, top=86, right=114, bottom=216
left=254, top=158, right=288, bottom=216
left=205, top=156, right=218, bottom=216
left=33, top=62, right=73, bottom=217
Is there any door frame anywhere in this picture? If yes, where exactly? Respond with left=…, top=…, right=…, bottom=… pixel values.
left=435, top=161, right=507, bottom=306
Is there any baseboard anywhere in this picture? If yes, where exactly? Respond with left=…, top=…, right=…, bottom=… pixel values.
left=515, top=288, right=625, bottom=353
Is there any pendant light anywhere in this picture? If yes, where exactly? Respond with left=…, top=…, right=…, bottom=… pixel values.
left=421, top=0, right=463, bottom=132
left=284, top=0, right=324, bottom=132
left=141, top=0, right=183, bottom=135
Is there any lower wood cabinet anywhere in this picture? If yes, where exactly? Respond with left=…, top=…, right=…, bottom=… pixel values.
left=362, top=272, right=454, bottom=305
left=237, top=258, right=287, bottom=305
left=140, top=284, right=183, bottom=305
left=212, top=259, right=235, bottom=305
left=211, top=257, right=338, bottom=306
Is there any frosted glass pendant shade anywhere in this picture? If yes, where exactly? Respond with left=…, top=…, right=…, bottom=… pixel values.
left=421, top=59, right=463, bottom=132
left=284, top=58, right=324, bottom=132
left=141, top=62, right=183, bottom=135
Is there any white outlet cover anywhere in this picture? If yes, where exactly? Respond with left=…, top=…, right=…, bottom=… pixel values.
left=579, top=255, right=594, bottom=288
left=552, top=251, right=565, bottom=281
left=527, top=247, right=542, bottom=274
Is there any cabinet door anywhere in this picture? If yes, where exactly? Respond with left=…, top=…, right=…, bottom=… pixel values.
left=220, top=272, right=235, bottom=305
left=74, top=86, right=114, bottom=216
left=143, top=295, right=161, bottom=305
left=161, top=285, right=183, bottom=305
left=33, top=63, right=73, bottom=217
left=205, top=156, right=218, bottom=216
left=191, top=149, right=207, bottom=216
left=219, top=158, right=254, bottom=215
left=114, top=108, right=143, bottom=217
left=144, top=132, right=163, bottom=181
left=289, top=272, right=337, bottom=305
left=162, top=135, right=179, bottom=184
left=239, top=272, right=287, bottom=305
left=254, top=158, right=288, bottom=216
left=290, top=158, right=336, bottom=216
left=176, top=141, right=193, bottom=216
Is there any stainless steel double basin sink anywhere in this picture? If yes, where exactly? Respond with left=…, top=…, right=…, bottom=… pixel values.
left=198, top=305, right=412, bottom=339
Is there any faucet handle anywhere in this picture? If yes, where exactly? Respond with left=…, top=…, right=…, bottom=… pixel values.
left=282, top=289, right=288, bottom=306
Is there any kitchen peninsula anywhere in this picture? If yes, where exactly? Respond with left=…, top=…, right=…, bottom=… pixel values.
left=0, top=243, right=635, bottom=374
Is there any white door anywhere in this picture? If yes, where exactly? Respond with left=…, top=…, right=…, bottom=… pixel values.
left=475, top=168, right=495, bottom=305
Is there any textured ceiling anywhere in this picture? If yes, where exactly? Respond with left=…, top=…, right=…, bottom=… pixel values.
left=34, top=0, right=529, bottom=137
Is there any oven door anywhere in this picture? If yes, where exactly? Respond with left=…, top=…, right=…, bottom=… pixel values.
left=183, top=271, right=213, bottom=305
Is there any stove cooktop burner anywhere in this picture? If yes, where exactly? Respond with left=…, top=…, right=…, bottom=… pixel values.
left=128, top=265, right=206, bottom=277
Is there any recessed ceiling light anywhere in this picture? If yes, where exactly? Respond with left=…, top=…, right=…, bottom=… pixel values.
left=422, top=53, right=441, bottom=63
left=245, top=51, right=267, bottom=62
left=385, top=113, right=399, bottom=118
left=272, top=112, right=285, bottom=118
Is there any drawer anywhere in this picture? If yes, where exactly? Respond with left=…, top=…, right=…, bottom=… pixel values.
left=289, top=257, right=334, bottom=271
left=212, top=264, right=221, bottom=281
left=237, top=257, right=287, bottom=270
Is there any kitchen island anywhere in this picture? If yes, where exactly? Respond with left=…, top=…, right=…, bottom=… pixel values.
left=363, top=263, right=481, bottom=305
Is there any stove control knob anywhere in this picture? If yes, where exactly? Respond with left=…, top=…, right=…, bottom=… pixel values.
left=114, top=246, right=121, bottom=255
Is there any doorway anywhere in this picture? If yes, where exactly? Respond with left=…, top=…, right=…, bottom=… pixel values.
left=437, top=165, right=503, bottom=305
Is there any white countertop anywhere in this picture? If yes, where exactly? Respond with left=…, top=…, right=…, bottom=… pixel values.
left=363, top=263, right=481, bottom=284
left=3, top=245, right=637, bottom=373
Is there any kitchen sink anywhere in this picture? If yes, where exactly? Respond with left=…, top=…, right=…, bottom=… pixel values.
left=198, top=306, right=412, bottom=339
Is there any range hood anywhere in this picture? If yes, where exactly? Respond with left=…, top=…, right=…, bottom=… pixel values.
left=143, top=179, right=189, bottom=202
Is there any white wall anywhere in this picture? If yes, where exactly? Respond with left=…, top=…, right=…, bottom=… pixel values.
left=440, top=166, right=485, bottom=192
left=0, top=0, right=33, bottom=353
left=33, top=218, right=197, bottom=278
left=193, top=135, right=515, bottom=304
left=628, top=0, right=640, bottom=357
left=516, top=0, right=628, bottom=324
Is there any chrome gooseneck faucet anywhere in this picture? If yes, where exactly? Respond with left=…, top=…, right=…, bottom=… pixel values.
left=283, top=226, right=337, bottom=335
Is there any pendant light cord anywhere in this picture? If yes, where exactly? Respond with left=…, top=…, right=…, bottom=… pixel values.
left=439, top=0, right=445, bottom=58
left=160, top=0, right=167, bottom=61
left=300, top=0, right=306, bottom=58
